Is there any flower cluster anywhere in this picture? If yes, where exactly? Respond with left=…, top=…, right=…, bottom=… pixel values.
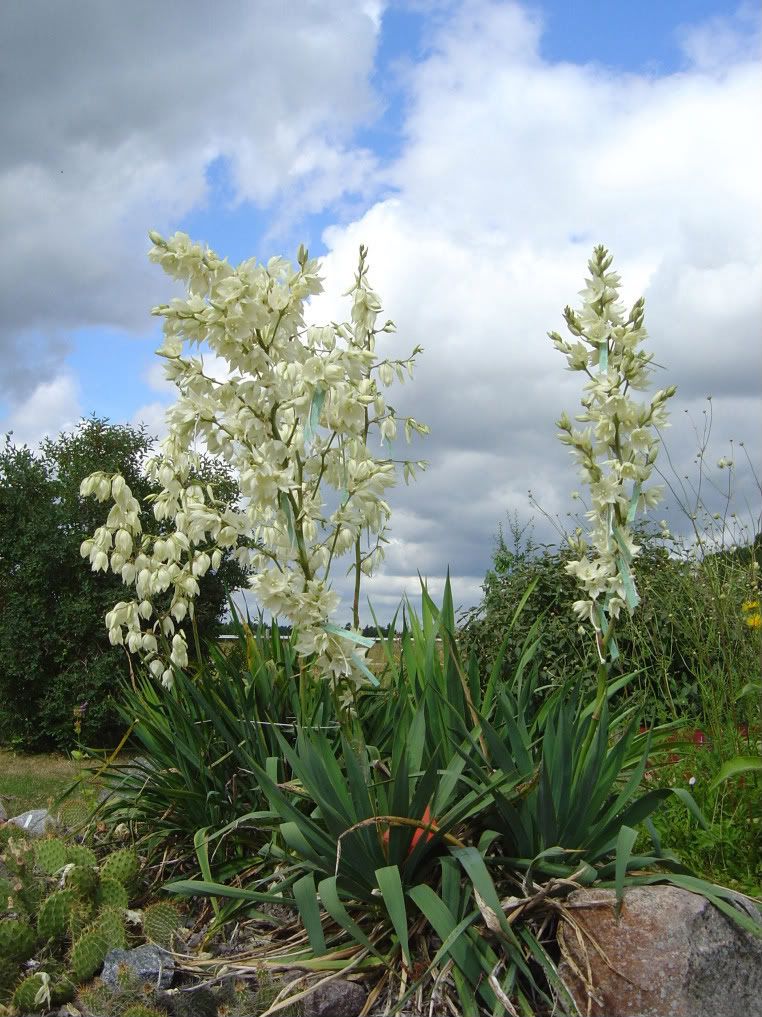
left=549, top=246, right=675, bottom=647
left=81, top=233, right=427, bottom=690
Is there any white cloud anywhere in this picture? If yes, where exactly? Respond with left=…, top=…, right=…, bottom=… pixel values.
left=131, top=401, right=170, bottom=442
left=0, top=1, right=381, bottom=396
left=310, top=0, right=762, bottom=619
left=3, top=374, right=82, bottom=447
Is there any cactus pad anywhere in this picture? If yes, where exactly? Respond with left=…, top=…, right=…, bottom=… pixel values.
left=12, top=972, right=49, bottom=1013
left=0, top=876, right=15, bottom=912
left=143, top=901, right=182, bottom=950
left=58, top=797, right=94, bottom=832
left=100, top=848, right=139, bottom=887
left=0, top=957, right=20, bottom=1001
left=66, top=864, right=100, bottom=900
left=69, top=900, right=97, bottom=941
left=66, top=842, right=98, bottom=867
left=0, top=917, right=37, bottom=962
left=69, top=925, right=110, bottom=981
left=97, top=904, right=127, bottom=950
left=98, top=875, right=130, bottom=909
left=37, top=888, right=76, bottom=942
left=34, top=837, right=68, bottom=875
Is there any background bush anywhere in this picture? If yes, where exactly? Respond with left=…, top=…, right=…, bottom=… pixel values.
left=459, top=514, right=761, bottom=728
left=0, top=417, right=249, bottom=751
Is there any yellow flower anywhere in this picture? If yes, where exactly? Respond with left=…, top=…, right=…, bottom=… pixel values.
left=742, top=599, right=760, bottom=612
left=746, top=613, right=761, bottom=629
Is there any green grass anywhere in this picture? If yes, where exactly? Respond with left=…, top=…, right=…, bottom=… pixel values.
left=0, top=748, right=80, bottom=816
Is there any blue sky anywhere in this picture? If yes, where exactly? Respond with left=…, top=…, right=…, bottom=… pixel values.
left=1, top=0, right=759, bottom=620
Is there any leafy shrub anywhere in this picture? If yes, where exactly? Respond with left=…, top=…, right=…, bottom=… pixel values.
left=459, top=515, right=761, bottom=726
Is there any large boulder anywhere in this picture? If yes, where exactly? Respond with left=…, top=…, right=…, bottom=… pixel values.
left=557, top=885, right=762, bottom=1017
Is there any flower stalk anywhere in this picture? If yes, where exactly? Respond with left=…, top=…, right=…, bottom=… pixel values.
left=550, top=245, right=675, bottom=716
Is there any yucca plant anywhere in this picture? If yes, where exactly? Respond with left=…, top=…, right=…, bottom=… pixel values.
left=166, top=703, right=560, bottom=1015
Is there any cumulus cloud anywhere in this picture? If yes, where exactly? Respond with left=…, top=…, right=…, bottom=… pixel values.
left=310, top=0, right=762, bottom=618
left=4, top=373, right=82, bottom=448
left=0, top=0, right=381, bottom=400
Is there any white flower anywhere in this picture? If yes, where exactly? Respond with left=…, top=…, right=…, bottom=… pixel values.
left=170, top=633, right=188, bottom=669
left=82, top=235, right=428, bottom=692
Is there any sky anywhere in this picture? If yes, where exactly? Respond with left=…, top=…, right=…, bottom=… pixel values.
left=1, top=0, right=760, bottom=623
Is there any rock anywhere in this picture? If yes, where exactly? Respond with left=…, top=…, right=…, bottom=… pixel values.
left=7, top=808, right=60, bottom=837
left=557, top=885, right=762, bottom=1017
left=298, top=977, right=367, bottom=1017
left=161, top=986, right=218, bottom=1017
left=102, top=945, right=175, bottom=990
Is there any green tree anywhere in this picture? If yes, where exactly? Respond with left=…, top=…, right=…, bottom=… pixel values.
left=0, top=417, right=248, bottom=750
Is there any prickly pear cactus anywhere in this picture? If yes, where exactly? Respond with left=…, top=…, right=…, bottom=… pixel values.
left=12, top=968, right=76, bottom=1011
left=11, top=972, right=49, bottom=1013
left=37, top=888, right=76, bottom=942
left=69, top=925, right=110, bottom=982
left=77, top=973, right=167, bottom=1017
left=100, top=848, right=139, bottom=888
left=66, top=842, right=98, bottom=867
left=0, top=957, right=20, bottom=1003
left=0, top=826, right=149, bottom=1004
left=97, top=876, right=130, bottom=909
left=143, top=901, right=182, bottom=950
left=0, top=876, right=15, bottom=912
left=0, top=917, right=37, bottom=962
left=3, top=836, right=35, bottom=878
left=66, top=864, right=100, bottom=901
left=96, top=905, right=128, bottom=950
left=33, top=837, right=68, bottom=875
left=69, top=899, right=98, bottom=941
left=58, top=797, right=94, bottom=832
left=75, top=978, right=119, bottom=1017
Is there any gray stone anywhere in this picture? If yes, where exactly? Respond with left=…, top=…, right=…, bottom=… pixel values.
left=297, top=977, right=367, bottom=1017
left=557, top=885, right=762, bottom=1017
left=160, top=986, right=217, bottom=1017
left=102, top=945, right=175, bottom=990
left=7, top=808, right=59, bottom=837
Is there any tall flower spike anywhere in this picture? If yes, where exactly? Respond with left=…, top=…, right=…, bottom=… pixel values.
left=551, top=246, right=675, bottom=657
